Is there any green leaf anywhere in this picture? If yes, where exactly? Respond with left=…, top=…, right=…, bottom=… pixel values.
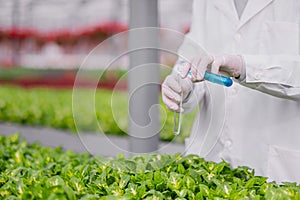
left=46, top=176, right=65, bottom=187
left=167, top=172, right=184, bottom=190
left=69, top=177, right=85, bottom=193
left=174, top=189, right=188, bottom=198
left=123, top=160, right=136, bottom=173
left=177, top=163, right=186, bottom=174
left=144, top=190, right=164, bottom=200
left=233, top=166, right=254, bottom=180
left=183, top=175, right=195, bottom=191
left=106, top=182, right=123, bottom=196
left=245, top=177, right=268, bottom=189
left=213, top=161, right=230, bottom=174
left=63, top=185, right=76, bottom=200
left=216, top=182, right=232, bottom=198
left=80, top=194, right=100, bottom=200
left=198, top=184, right=210, bottom=197
left=119, top=175, right=130, bottom=189
left=202, top=172, right=216, bottom=184
left=124, top=183, right=138, bottom=196
left=138, top=183, right=147, bottom=198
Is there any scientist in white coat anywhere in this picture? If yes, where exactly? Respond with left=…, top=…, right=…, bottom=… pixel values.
left=162, top=0, right=300, bottom=183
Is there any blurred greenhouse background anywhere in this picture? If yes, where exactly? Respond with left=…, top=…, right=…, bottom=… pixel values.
left=0, top=0, right=198, bottom=153
left=0, top=0, right=192, bottom=68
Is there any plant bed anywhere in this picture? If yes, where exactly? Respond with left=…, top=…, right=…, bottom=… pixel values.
left=0, top=86, right=195, bottom=143
left=0, top=134, right=299, bottom=199
left=0, top=67, right=172, bottom=90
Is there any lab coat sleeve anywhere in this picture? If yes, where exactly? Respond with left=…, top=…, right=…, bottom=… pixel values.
left=239, top=55, right=300, bottom=101
left=171, top=30, right=208, bottom=113
left=170, top=0, right=208, bottom=113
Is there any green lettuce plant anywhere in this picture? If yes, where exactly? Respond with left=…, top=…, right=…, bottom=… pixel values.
left=0, top=134, right=299, bottom=199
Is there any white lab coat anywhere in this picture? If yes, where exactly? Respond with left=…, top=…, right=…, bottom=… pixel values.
left=179, top=0, right=300, bottom=183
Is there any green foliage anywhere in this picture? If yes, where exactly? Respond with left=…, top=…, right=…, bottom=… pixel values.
left=0, top=86, right=196, bottom=142
left=0, top=134, right=300, bottom=199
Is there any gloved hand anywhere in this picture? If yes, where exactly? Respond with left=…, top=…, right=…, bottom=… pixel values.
left=178, top=54, right=244, bottom=81
left=162, top=73, right=193, bottom=112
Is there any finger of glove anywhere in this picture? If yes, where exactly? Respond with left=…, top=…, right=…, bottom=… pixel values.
left=179, top=77, right=193, bottom=99
left=211, top=56, right=224, bottom=74
left=161, top=85, right=181, bottom=104
left=196, top=55, right=213, bottom=81
left=162, top=94, right=180, bottom=112
left=164, top=75, right=182, bottom=94
left=179, top=61, right=192, bottom=78
left=221, top=55, right=242, bottom=77
left=189, top=57, right=201, bottom=82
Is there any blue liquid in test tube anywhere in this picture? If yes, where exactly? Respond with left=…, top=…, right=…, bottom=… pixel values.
left=188, top=71, right=233, bottom=87
left=174, top=70, right=233, bottom=135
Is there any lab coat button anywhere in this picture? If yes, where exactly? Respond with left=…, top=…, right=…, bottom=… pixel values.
left=231, top=87, right=237, bottom=95
left=255, top=73, right=262, bottom=80
left=234, top=33, right=241, bottom=40
left=225, top=140, right=232, bottom=147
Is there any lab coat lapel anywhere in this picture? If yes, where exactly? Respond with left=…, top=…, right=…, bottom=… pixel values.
left=237, top=0, right=274, bottom=30
left=212, top=0, right=239, bottom=23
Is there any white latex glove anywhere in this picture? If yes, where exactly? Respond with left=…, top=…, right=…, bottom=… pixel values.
left=179, top=54, right=244, bottom=81
left=162, top=73, right=193, bottom=112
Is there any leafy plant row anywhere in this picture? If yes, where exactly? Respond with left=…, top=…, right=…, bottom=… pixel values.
left=0, top=134, right=299, bottom=199
left=0, top=86, right=195, bottom=142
